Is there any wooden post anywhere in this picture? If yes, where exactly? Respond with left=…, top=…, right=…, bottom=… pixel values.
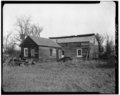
left=56, top=49, right=59, bottom=61
left=86, top=50, right=88, bottom=60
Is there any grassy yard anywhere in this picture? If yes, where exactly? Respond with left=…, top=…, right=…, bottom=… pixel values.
left=3, top=60, right=115, bottom=93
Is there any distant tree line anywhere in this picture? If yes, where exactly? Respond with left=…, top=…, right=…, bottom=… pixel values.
left=95, top=33, right=115, bottom=67
left=95, top=33, right=115, bottom=58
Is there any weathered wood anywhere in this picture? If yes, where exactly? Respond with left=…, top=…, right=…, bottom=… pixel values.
left=50, top=35, right=99, bottom=59
left=58, top=42, right=90, bottom=59
left=20, top=36, right=60, bottom=61
left=20, top=37, right=39, bottom=58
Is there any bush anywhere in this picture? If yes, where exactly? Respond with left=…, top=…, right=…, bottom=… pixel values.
left=97, top=55, right=116, bottom=68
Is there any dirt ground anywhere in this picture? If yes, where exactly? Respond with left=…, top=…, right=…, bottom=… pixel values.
left=2, top=61, right=115, bottom=93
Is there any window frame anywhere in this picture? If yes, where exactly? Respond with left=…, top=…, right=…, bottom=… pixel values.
left=77, top=48, right=82, bottom=57
left=31, top=49, right=35, bottom=57
left=50, top=48, right=53, bottom=56
left=62, top=50, right=64, bottom=55
left=24, top=48, right=28, bottom=57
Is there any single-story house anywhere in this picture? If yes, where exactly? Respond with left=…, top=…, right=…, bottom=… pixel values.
left=49, top=33, right=98, bottom=59
left=20, top=35, right=61, bottom=61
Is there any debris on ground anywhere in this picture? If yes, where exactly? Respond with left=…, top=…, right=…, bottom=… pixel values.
left=3, top=57, right=36, bottom=66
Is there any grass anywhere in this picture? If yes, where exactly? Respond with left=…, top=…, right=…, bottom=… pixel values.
left=2, top=60, right=115, bottom=93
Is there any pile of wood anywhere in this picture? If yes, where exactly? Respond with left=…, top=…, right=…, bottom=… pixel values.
left=4, top=57, right=36, bottom=66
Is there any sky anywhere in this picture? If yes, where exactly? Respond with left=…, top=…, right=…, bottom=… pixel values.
left=3, top=2, right=115, bottom=41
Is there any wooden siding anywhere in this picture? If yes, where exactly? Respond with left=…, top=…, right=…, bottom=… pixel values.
left=21, top=37, right=39, bottom=58
left=51, top=36, right=94, bottom=43
left=20, top=37, right=60, bottom=61
left=39, top=46, right=58, bottom=61
left=58, top=42, right=90, bottom=59
left=50, top=35, right=98, bottom=59
left=89, top=43, right=98, bottom=59
left=20, top=35, right=98, bottom=60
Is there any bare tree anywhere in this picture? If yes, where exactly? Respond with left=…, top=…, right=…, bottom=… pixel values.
left=15, top=16, right=43, bottom=43
left=15, top=17, right=31, bottom=42
left=30, top=24, right=43, bottom=37
left=105, top=34, right=114, bottom=57
left=95, top=33, right=105, bottom=57
left=3, top=32, right=16, bottom=57
left=3, top=32, right=12, bottom=53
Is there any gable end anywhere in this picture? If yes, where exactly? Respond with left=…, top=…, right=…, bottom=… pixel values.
left=20, top=36, right=38, bottom=47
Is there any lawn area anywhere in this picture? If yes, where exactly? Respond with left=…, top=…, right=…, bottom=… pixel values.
left=2, top=60, right=115, bottom=93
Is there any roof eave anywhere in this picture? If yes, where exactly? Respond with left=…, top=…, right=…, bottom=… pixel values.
left=38, top=45, right=61, bottom=48
left=49, top=33, right=95, bottom=39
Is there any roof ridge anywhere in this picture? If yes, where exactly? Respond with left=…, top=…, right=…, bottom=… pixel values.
left=49, top=33, right=95, bottom=39
left=29, top=35, right=48, bottom=39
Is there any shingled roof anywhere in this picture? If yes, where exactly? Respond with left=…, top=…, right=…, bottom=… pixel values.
left=25, top=35, right=61, bottom=48
left=49, top=33, right=95, bottom=39
left=49, top=33, right=95, bottom=43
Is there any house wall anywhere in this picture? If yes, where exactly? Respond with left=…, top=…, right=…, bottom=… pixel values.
left=58, top=42, right=90, bottom=59
left=21, top=36, right=98, bottom=60
left=50, top=35, right=98, bottom=59
left=39, top=46, right=58, bottom=61
left=89, top=36, right=98, bottom=59
left=21, top=37, right=39, bottom=58
left=20, top=37, right=60, bottom=61
left=89, top=43, right=98, bottom=59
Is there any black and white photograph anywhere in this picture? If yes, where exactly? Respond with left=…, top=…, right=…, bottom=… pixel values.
left=2, top=1, right=117, bottom=94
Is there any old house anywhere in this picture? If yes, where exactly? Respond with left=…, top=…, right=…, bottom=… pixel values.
left=20, top=33, right=98, bottom=61
left=20, top=35, right=61, bottom=61
left=50, top=33, right=98, bottom=59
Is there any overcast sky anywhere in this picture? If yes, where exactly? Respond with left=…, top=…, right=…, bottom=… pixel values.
left=3, top=2, right=115, bottom=40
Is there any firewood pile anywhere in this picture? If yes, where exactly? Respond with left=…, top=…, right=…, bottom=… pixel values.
left=3, top=57, right=36, bottom=66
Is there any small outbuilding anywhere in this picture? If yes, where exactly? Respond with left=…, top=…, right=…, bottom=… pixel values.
left=20, top=35, right=61, bottom=61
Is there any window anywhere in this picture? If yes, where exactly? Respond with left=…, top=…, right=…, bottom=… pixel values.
left=77, top=48, right=82, bottom=57
left=31, top=49, right=35, bottom=57
left=24, top=48, right=28, bottom=57
left=52, top=48, right=56, bottom=55
left=50, top=49, right=52, bottom=56
left=62, top=50, right=64, bottom=55
left=50, top=48, right=56, bottom=56
left=58, top=49, right=62, bottom=58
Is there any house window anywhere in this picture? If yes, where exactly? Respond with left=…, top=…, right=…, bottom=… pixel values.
left=62, top=50, right=64, bottom=55
left=50, top=49, right=52, bottom=56
left=77, top=48, right=82, bottom=57
left=24, top=48, right=28, bottom=57
left=50, top=48, right=56, bottom=56
left=31, top=49, right=35, bottom=57
left=61, top=50, right=65, bottom=58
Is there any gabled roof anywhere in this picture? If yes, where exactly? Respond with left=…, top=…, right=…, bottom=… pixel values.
left=24, top=35, right=61, bottom=48
left=49, top=33, right=95, bottom=43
